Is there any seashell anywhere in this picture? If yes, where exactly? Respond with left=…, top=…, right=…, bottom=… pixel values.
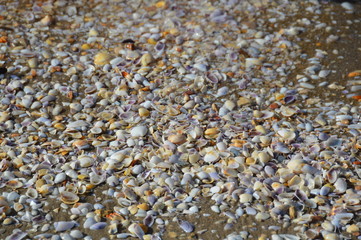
left=140, top=53, right=154, bottom=66
left=324, top=137, right=342, bottom=147
left=216, top=86, right=229, bottom=97
left=334, top=178, right=347, bottom=193
left=258, top=151, right=271, bottom=164
left=168, top=134, right=187, bottom=144
left=320, top=186, right=331, bottom=196
left=54, top=173, right=66, bottom=184
left=239, top=193, right=253, bottom=203
left=326, top=168, right=339, bottom=183
left=72, top=140, right=90, bottom=150
left=205, top=70, right=224, bottom=83
left=6, top=179, right=24, bottom=189
left=204, top=128, right=219, bottom=138
left=259, top=136, right=271, bottom=145
left=54, top=221, right=76, bottom=232
left=131, top=126, right=148, bottom=137
left=204, top=149, right=220, bottom=163
left=94, top=52, right=111, bottom=65
left=245, top=58, right=261, bottom=68
left=143, top=214, right=155, bottom=227
left=78, top=155, right=94, bottom=168
left=138, top=107, right=150, bottom=117
left=5, top=231, right=27, bottom=240
left=89, top=173, right=105, bottom=185
left=128, top=223, right=145, bottom=239
left=333, top=213, right=354, bottom=225
left=40, top=15, right=52, bottom=26
left=60, top=191, right=79, bottom=204
left=25, top=188, right=39, bottom=199
left=284, top=95, right=296, bottom=104
left=277, top=129, right=296, bottom=141
left=83, top=217, right=97, bottom=229
left=89, top=222, right=107, bottom=230
left=0, top=197, right=10, bottom=214
left=280, top=106, right=297, bottom=117
left=178, top=219, right=194, bottom=233
left=287, top=159, right=304, bottom=172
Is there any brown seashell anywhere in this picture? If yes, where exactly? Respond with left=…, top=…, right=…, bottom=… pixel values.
left=168, top=134, right=187, bottom=144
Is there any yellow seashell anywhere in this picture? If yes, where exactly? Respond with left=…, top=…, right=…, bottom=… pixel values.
left=94, top=52, right=111, bottom=65
left=54, top=123, right=66, bottom=130
left=138, top=107, right=150, bottom=117
left=155, top=1, right=166, bottom=8
left=137, top=203, right=149, bottom=211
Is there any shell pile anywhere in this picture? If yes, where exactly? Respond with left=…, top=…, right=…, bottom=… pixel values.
left=0, top=0, right=360, bottom=240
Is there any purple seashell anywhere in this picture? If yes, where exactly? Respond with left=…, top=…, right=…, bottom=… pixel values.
left=318, top=132, right=330, bottom=141
left=284, top=95, right=296, bottom=104
left=6, top=231, right=27, bottom=240
left=324, top=136, right=342, bottom=147
left=238, top=79, right=248, bottom=89
left=273, top=142, right=290, bottom=153
left=229, top=52, right=238, bottom=61
left=275, top=186, right=285, bottom=194
left=295, top=189, right=308, bottom=201
left=178, top=220, right=194, bottom=233
left=205, top=71, right=223, bottom=83
left=143, top=214, right=155, bottom=227
left=212, top=15, right=228, bottom=23
left=89, top=222, right=107, bottom=230
left=155, top=42, right=165, bottom=52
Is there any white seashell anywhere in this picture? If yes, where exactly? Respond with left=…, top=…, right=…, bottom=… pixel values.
left=25, top=188, right=38, bottom=199
left=54, top=221, right=76, bottom=232
left=260, top=136, right=271, bottom=145
left=131, top=126, right=148, bottom=137
left=128, top=223, right=145, bottom=239
left=277, top=128, right=296, bottom=141
left=54, top=173, right=66, bottom=184
left=334, top=178, right=347, bottom=193
left=287, top=159, right=304, bottom=172
left=204, top=149, right=220, bottom=163
left=78, top=155, right=94, bottom=168
left=280, top=106, right=297, bottom=117
left=224, top=100, right=236, bottom=111
left=245, top=58, right=261, bottom=68
left=193, top=63, right=208, bottom=72
left=239, top=193, right=252, bottom=203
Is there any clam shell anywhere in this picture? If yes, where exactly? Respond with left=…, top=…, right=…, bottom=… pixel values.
left=128, top=223, right=145, bottom=239
left=54, top=221, right=76, bottom=232
left=178, top=220, right=194, bottom=233
left=60, top=191, right=79, bottom=204
left=168, top=134, right=187, bottom=144
left=204, top=149, right=220, bottom=163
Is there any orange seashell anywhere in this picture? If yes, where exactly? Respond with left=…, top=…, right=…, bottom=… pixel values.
left=348, top=71, right=361, bottom=77
left=269, top=102, right=280, bottom=110
left=351, top=95, right=361, bottom=100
